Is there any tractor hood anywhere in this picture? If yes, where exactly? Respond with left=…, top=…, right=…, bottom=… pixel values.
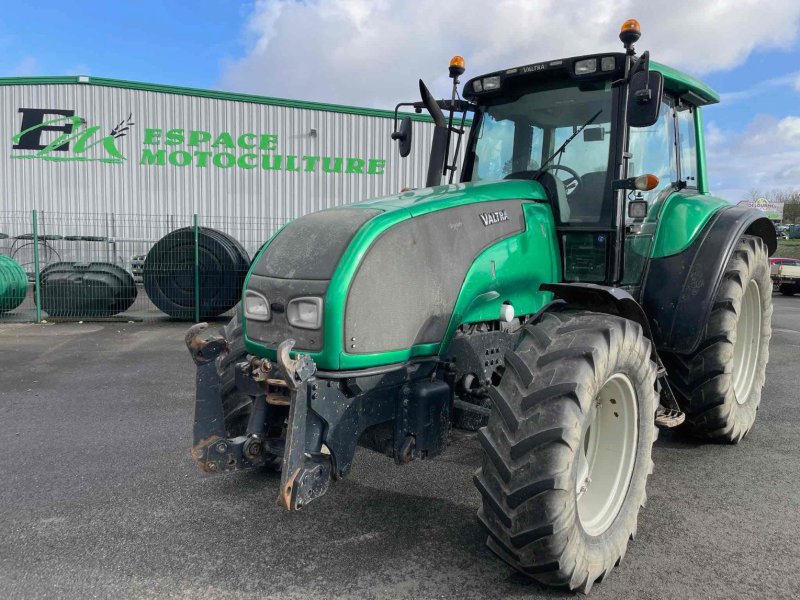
left=352, top=179, right=547, bottom=216
left=243, top=179, right=553, bottom=370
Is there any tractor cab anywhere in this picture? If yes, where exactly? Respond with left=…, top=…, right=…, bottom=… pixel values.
left=462, top=51, right=628, bottom=284
left=462, top=51, right=625, bottom=227
left=394, top=19, right=720, bottom=289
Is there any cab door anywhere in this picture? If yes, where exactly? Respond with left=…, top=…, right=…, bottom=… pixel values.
left=619, top=96, right=681, bottom=288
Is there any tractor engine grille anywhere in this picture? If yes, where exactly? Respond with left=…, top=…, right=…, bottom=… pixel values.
left=246, top=207, right=382, bottom=352
left=344, top=200, right=526, bottom=354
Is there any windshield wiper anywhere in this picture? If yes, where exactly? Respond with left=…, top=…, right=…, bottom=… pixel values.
left=534, top=109, right=603, bottom=177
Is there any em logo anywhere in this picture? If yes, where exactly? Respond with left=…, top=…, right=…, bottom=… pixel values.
left=11, top=108, right=134, bottom=164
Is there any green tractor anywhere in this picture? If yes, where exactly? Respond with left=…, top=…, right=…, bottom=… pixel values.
left=187, top=20, right=775, bottom=592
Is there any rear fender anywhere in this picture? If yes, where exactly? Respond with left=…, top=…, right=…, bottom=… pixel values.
left=640, top=205, right=776, bottom=354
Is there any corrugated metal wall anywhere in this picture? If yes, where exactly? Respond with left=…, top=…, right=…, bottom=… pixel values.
left=1, top=82, right=455, bottom=236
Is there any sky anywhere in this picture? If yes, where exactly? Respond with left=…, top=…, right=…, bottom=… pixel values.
left=2, top=0, right=800, bottom=201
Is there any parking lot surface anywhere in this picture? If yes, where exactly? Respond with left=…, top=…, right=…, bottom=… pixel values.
left=1, top=296, right=799, bottom=599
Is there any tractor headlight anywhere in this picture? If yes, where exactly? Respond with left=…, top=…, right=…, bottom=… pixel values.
left=601, top=56, right=616, bottom=72
left=244, top=290, right=271, bottom=321
left=470, top=76, right=500, bottom=93
left=287, top=297, right=323, bottom=330
left=574, top=58, right=597, bottom=75
left=482, top=76, right=501, bottom=91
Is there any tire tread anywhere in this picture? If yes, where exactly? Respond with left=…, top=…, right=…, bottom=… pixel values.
left=474, top=310, right=659, bottom=591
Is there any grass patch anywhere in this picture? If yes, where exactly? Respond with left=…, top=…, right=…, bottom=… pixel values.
left=776, top=239, right=800, bottom=259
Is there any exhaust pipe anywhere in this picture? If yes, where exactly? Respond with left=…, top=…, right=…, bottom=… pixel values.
left=419, top=79, right=448, bottom=188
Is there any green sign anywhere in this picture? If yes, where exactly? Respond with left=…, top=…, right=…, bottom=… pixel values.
left=11, top=110, right=128, bottom=164
left=10, top=109, right=387, bottom=175
left=140, top=127, right=386, bottom=174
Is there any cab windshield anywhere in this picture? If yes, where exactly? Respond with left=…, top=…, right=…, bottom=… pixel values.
left=468, top=79, right=615, bottom=225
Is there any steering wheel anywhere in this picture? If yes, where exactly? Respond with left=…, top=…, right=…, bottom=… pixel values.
left=543, top=165, right=581, bottom=195
left=504, top=164, right=582, bottom=196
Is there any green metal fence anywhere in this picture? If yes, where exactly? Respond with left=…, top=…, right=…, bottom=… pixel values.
left=0, top=210, right=286, bottom=323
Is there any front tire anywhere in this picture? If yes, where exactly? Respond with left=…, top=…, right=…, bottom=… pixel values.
left=474, top=311, right=658, bottom=592
left=663, top=236, right=772, bottom=442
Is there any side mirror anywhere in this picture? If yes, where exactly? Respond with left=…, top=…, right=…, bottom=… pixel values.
left=627, top=70, right=664, bottom=128
left=391, top=115, right=413, bottom=158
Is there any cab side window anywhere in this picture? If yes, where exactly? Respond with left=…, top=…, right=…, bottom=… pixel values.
left=626, top=97, right=677, bottom=206
left=676, top=104, right=697, bottom=188
left=620, top=98, right=678, bottom=286
left=471, top=114, right=545, bottom=181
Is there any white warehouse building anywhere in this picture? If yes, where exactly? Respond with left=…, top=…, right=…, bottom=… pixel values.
left=0, top=75, right=442, bottom=254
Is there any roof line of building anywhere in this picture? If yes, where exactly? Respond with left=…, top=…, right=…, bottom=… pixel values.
left=0, top=75, right=440, bottom=123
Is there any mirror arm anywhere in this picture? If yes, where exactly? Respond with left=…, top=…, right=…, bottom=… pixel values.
left=442, top=72, right=462, bottom=178
left=631, top=50, right=650, bottom=76
left=630, top=50, right=652, bottom=103
left=392, top=102, right=416, bottom=135
left=410, top=99, right=475, bottom=117
left=635, top=87, right=652, bottom=104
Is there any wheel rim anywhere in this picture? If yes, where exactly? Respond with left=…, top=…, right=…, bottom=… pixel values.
left=576, top=373, right=638, bottom=536
left=732, top=279, right=762, bottom=405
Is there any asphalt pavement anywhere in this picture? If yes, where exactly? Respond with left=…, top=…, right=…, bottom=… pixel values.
left=1, top=296, right=799, bottom=599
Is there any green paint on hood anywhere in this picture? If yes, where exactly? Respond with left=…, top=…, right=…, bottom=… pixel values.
left=243, top=178, right=550, bottom=369
left=351, top=179, right=549, bottom=215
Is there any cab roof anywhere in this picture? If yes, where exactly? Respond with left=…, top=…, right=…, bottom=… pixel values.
left=651, top=61, right=720, bottom=106
left=464, top=52, right=720, bottom=107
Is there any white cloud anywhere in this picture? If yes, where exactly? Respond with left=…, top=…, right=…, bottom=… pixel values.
left=776, top=115, right=800, bottom=145
left=220, top=0, right=800, bottom=199
left=8, top=55, right=38, bottom=77
left=720, top=71, right=800, bottom=104
left=220, top=0, right=800, bottom=108
left=706, top=115, right=800, bottom=200
left=704, top=121, right=726, bottom=147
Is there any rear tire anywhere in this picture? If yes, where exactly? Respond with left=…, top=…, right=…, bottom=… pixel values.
left=474, top=310, right=658, bottom=592
left=779, top=283, right=797, bottom=296
left=663, top=236, right=772, bottom=442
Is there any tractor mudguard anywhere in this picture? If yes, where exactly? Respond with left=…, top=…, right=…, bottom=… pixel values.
left=537, top=282, right=686, bottom=427
left=540, top=282, right=657, bottom=353
left=640, top=205, right=776, bottom=355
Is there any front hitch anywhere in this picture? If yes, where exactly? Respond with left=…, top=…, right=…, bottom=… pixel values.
left=186, top=326, right=332, bottom=510
left=275, top=339, right=332, bottom=511
left=186, top=323, right=270, bottom=473
left=185, top=322, right=227, bottom=366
